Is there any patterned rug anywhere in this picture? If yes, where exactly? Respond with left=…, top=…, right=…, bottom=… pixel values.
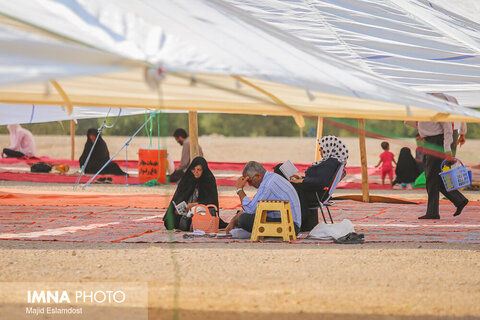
left=0, top=200, right=479, bottom=244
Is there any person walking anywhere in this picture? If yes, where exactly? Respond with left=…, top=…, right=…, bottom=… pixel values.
left=417, top=121, right=468, bottom=219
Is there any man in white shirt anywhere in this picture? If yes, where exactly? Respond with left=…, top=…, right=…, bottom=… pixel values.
left=417, top=120, right=468, bottom=219
left=429, top=92, right=467, bottom=156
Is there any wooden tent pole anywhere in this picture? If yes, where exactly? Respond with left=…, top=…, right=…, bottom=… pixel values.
left=50, top=81, right=75, bottom=161
left=70, top=120, right=75, bottom=161
left=314, top=117, right=324, bottom=162
left=188, top=111, right=200, bottom=160
left=358, top=119, right=370, bottom=202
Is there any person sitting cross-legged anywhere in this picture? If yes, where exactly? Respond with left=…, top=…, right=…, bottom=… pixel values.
left=226, top=161, right=301, bottom=235
left=2, top=124, right=36, bottom=158
left=79, top=128, right=127, bottom=176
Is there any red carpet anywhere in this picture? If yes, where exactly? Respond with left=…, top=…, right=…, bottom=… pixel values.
left=0, top=200, right=479, bottom=243
left=0, top=157, right=398, bottom=189
left=0, top=171, right=400, bottom=189
left=0, top=157, right=378, bottom=174
left=0, top=190, right=241, bottom=209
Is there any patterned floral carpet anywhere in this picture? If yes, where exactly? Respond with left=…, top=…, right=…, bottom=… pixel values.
left=1, top=199, right=478, bottom=244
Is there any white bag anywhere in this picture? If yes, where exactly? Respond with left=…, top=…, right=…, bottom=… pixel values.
left=309, top=219, right=355, bottom=240
left=230, top=228, right=252, bottom=239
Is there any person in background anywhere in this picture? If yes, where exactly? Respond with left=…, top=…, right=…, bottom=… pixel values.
left=392, top=147, right=420, bottom=189
left=452, top=121, right=467, bottom=156
left=226, top=161, right=301, bottom=235
left=163, top=156, right=227, bottom=230
left=170, top=128, right=203, bottom=183
left=2, top=124, right=36, bottom=158
left=375, top=141, right=396, bottom=185
left=415, top=134, right=425, bottom=174
left=79, top=128, right=127, bottom=176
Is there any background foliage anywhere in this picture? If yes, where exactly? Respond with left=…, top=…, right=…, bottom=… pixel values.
left=1, top=113, right=480, bottom=139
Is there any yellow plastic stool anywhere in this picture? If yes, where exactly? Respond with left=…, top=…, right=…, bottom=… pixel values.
left=250, top=200, right=296, bottom=241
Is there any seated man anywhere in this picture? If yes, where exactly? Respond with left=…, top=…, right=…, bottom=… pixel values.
left=226, top=161, right=301, bottom=234
left=170, top=128, right=203, bottom=183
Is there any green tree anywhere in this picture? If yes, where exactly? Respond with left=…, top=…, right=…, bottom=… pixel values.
left=1, top=114, right=480, bottom=139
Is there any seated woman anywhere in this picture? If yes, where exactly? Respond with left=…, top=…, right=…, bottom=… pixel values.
left=275, top=135, right=348, bottom=232
left=163, top=156, right=227, bottom=230
left=392, top=147, right=420, bottom=189
left=79, top=128, right=127, bottom=175
left=2, top=124, right=36, bottom=158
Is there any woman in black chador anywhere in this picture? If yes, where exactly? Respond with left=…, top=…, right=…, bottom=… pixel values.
left=79, top=128, right=127, bottom=175
left=163, top=156, right=227, bottom=230
left=275, top=135, right=348, bottom=232
left=392, top=147, right=420, bottom=188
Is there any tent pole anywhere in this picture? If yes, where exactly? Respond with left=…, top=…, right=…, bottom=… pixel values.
left=189, top=111, right=199, bottom=160
left=70, top=120, right=75, bottom=161
left=314, top=117, right=323, bottom=162
left=50, top=80, right=75, bottom=161
left=358, top=119, right=370, bottom=202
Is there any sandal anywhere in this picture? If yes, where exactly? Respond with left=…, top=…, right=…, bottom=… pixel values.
left=334, top=232, right=365, bottom=244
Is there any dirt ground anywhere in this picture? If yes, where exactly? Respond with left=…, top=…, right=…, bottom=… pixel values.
left=1, top=135, right=480, bottom=319
left=1, top=241, right=480, bottom=319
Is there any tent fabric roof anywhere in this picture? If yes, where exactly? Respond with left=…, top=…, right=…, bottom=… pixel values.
left=0, top=0, right=479, bottom=123
left=227, top=0, right=480, bottom=107
left=1, top=69, right=479, bottom=122
left=0, top=19, right=138, bottom=87
left=0, top=104, right=150, bottom=125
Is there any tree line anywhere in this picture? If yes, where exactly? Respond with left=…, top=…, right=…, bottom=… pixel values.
left=1, top=113, right=480, bottom=139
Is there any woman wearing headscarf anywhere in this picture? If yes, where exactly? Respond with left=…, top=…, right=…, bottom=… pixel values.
left=2, top=124, right=36, bottom=158
left=392, top=147, right=420, bottom=189
left=163, top=156, right=227, bottom=230
left=79, top=128, right=126, bottom=175
left=275, top=135, right=349, bottom=231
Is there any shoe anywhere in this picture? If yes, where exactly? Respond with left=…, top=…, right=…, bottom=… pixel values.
left=334, top=232, right=365, bottom=244
left=418, top=214, right=440, bottom=220
left=454, top=200, right=469, bottom=217
left=94, top=177, right=106, bottom=184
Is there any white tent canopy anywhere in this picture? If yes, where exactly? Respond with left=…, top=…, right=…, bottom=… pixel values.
left=0, top=0, right=479, bottom=123
left=228, top=0, right=480, bottom=107
left=0, top=104, right=152, bottom=125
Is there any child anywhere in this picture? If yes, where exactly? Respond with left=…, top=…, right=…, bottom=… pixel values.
left=375, top=141, right=397, bottom=185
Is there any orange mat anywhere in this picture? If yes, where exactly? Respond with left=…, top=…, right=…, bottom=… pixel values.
left=0, top=190, right=241, bottom=209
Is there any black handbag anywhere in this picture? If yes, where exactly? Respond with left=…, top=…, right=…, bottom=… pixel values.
left=178, top=215, right=192, bottom=231
left=30, top=162, right=52, bottom=173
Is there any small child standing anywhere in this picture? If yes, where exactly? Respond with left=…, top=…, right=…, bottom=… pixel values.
left=375, top=141, right=397, bottom=185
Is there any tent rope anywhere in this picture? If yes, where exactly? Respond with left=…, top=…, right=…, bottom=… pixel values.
left=81, top=111, right=157, bottom=190
left=73, top=108, right=119, bottom=190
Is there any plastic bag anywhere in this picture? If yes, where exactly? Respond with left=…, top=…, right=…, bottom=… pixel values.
left=309, top=219, right=355, bottom=239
